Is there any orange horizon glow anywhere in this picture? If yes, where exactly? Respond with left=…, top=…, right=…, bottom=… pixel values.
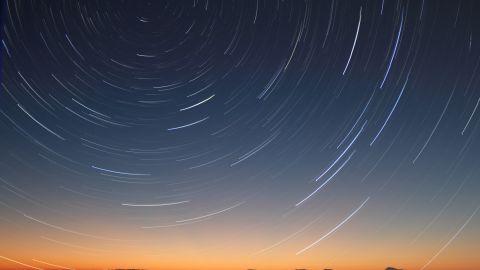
left=1, top=230, right=479, bottom=270
left=1, top=203, right=480, bottom=270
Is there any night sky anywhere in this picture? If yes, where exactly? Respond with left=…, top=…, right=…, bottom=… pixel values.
left=1, top=1, right=480, bottom=270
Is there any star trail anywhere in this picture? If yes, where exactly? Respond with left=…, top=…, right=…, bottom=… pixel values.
left=1, top=1, right=480, bottom=270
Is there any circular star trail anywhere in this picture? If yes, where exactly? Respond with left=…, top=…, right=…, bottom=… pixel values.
left=1, top=1, right=480, bottom=269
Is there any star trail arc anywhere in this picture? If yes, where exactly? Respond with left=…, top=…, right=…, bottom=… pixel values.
left=1, top=0, right=480, bottom=269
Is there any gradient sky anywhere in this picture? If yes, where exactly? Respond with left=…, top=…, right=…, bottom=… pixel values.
left=1, top=1, right=480, bottom=270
